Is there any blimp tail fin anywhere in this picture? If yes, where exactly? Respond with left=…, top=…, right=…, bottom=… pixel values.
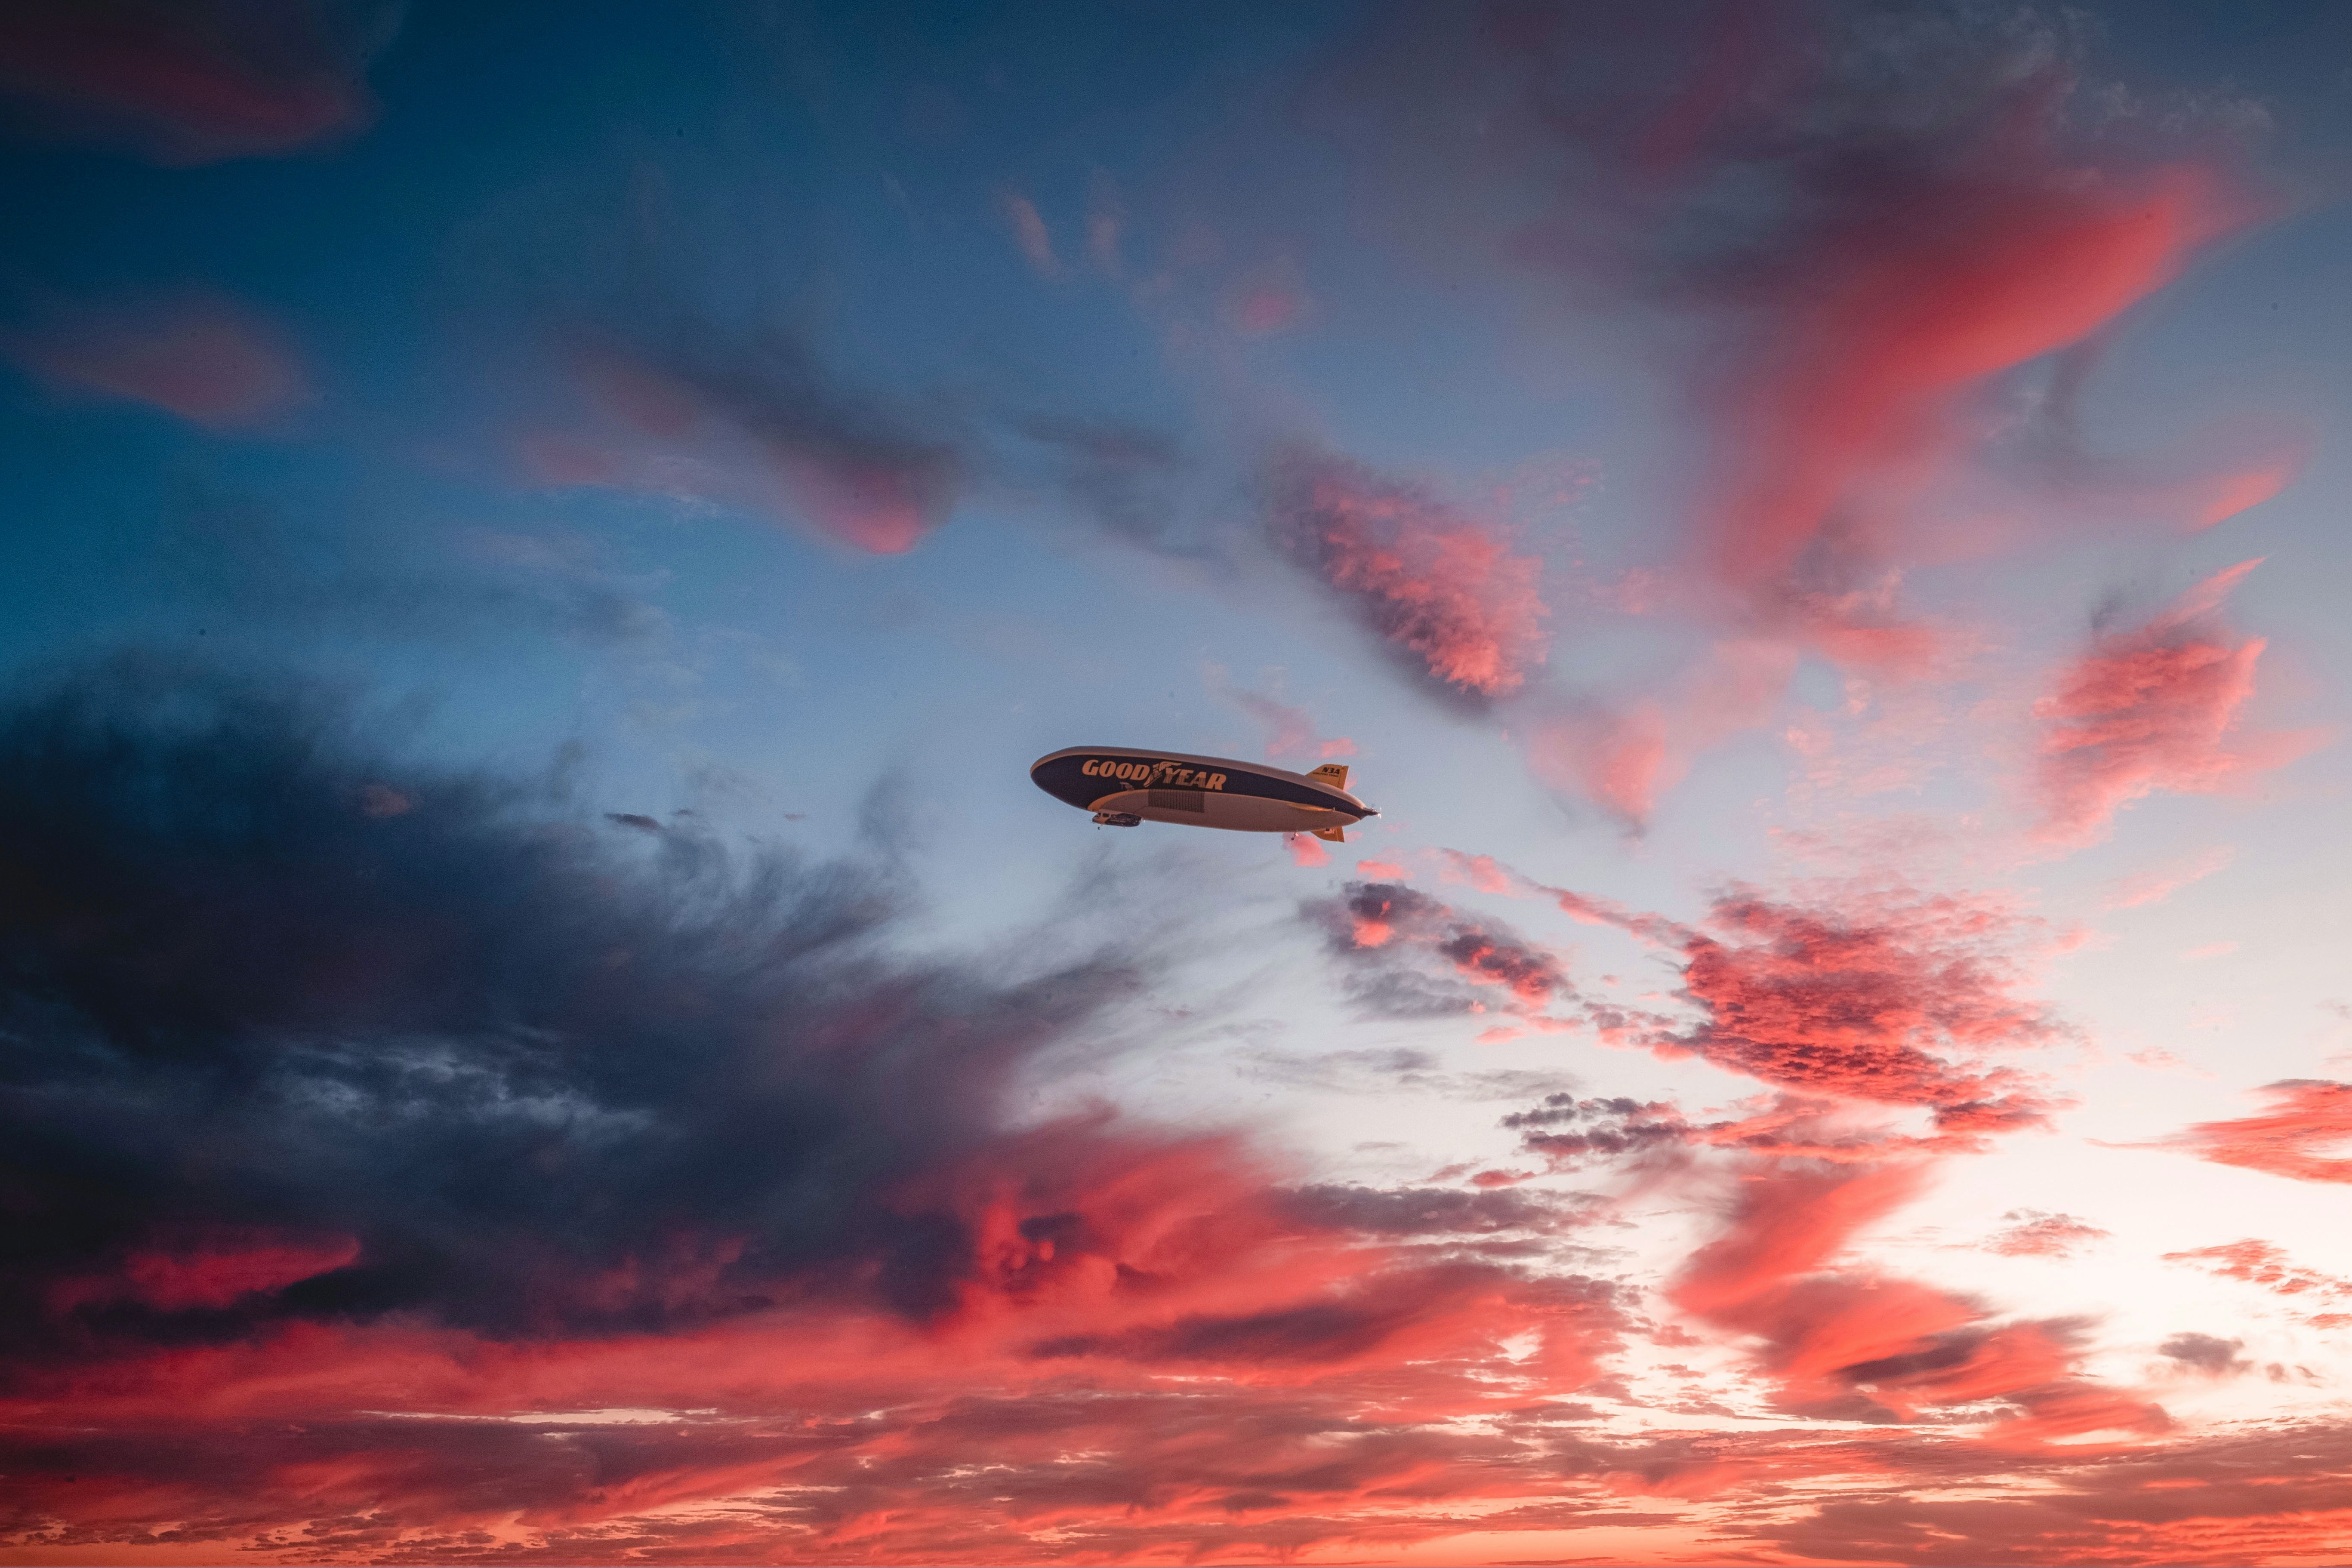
left=1308, top=763, right=1350, bottom=789
left=1312, top=826, right=1346, bottom=844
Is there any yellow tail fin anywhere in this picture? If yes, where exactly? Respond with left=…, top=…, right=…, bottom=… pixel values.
left=1308, top=763, right=1350, bottom=790
left=1313, top=826, right=1346, bottom=844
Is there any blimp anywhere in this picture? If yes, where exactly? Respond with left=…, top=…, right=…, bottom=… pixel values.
left=1030, top=746, right=1377, bottom=842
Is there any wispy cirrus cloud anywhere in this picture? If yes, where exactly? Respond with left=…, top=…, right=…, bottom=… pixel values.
left=2136, top=1079, right=2352, bottom=1186
left=525, top=337, right=962, bottom=555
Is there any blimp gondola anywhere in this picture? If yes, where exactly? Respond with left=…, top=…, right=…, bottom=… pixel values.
left=1030, top=746, right=1377, bottom=842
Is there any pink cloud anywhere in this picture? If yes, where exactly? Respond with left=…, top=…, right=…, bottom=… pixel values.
left=1268, top=447, right=1547, bottom=702
left=997, top=188, right=1061, bottom=279
left=2138, top=1080, right=2352, bottom=1186
left=2103, top=845, right=2235, bottom=909
left=0, top=0, right=389, bottom=164
left=2164, top=1238, right=2352, bottom=1316
left=1285, top=833, right=1331, bottom=867
left=4, top=292, right=312, bottom=429
left=1668, top=1158, right=2163, bottom=1439
left=2034, top=561, right=2322, bottom=847
left=1978, top=1209, right=2110, bottom=1259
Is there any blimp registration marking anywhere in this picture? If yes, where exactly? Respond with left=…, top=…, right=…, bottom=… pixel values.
left=1082, top=758, right=1227, bottom=790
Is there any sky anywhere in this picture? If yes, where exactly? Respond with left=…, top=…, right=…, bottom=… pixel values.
left=5, top=2, right=2352, bottom=1563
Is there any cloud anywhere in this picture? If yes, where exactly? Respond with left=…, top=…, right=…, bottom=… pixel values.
left=1267, top=446, right=1547, bottom=704
left=2034, top=559, right=2322, bottom=847
left=1523, top=640, right=1797, bottom=829
left=0, top=0, right=396, bottom=163
left=527, top=338, right=961, bottom=554
left=1209, top=678, right=1355, bottom=762
left=2103, top=844, right=2236, bottom=909
left=1503, top=1094, right=1689, bottom=1172
left=0, top=663, right=1643, bottom=1560
left=2137, top=1079, right=2352, bottom=1186
left=2163, top=1239, right=2352, bottom=1315
left=1085, top=169, right=1122, bottom=274
left=1018, top=417, right=1199, bottom=554
left=1979, top=1210, right=2110, bottom=1259
left=2158, top=1332, right=2251, bottom=1378
left=997, top=188, right=1061, bottom=279
left=1559, top=878, right=2064, bottom=1134
left=1667, top=1157, right=2164, bottom=1438
left=1306, top=881, right=1573, bottom=1026
left=3, top=291, right=312, bottom=429
left=1496, top=9, right=2257, bottom=643
left=469, top=161, right=968, bottom=556
left=1286, top=3, right=2287, bottom=826
left=0, top=660, right=1183, bottom=1352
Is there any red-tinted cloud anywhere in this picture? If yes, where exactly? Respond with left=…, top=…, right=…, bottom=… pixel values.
left=3, top=292, right=312, bottom=428
left=524, top=345, right=959, bottom=554
left=1683, top=168, right=2235, bottom=616
left=2137, top=1079, right=2352, bottom=1186
left=2164, top=1239, right=2352, bottom=1322
left=0, top=0, right=391, bottom=164
left=4, top=1130, right=1631, bottom=1560
left=2034, top=560, right=2319, bottom=847
left=1677, top=888, right=2060, bottom=1131
left=1268, top=447, right=1547, bottom=703
left=1668, top=1159, right=2164, bottom=1439
left=1418, top=857, right=2068, bottom=1132
left=1575, top=880, right=2061, bottom=1133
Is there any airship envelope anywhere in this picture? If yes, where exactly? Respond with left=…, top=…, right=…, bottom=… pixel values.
left=1030, top=746, right=1376, bottom=841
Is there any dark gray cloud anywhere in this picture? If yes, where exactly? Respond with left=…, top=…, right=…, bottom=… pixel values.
left=2159, top=1331, right=2251, bottom=1378
left=0, top=659, right=1149, bottom=1367
left=1280, top=1183, right=1588, bottom=1237
left=1503, top=1093, right=1692, bottom=1169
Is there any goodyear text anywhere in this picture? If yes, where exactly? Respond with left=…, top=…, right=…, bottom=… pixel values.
left=1083, top=759, right=1227, bottom=790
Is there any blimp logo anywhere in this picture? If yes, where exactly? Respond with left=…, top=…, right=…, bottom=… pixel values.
left=1033, top=747, right=1375, bottom=843
left=1081, top=758, right=1229, bottom=790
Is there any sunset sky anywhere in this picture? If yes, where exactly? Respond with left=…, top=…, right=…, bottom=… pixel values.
left=6, top=3, right=2352, bottom=1564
